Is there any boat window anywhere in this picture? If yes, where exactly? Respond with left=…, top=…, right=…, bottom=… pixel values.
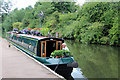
left=22, top=40, right=24, bottom=44
left=20, top=37, right=22, bottom=42
left=32, top=40, right=37, bottom=46
left=14, top=36, right=17, bottom=40
left=58, top=42, right=60, bottom=50
left=18, top=37, right=21, bottom=42
left=56, top=41, right=62, bottom=50
left=24, top=38, right=28, bottom=44
left=34, top=47, right=36, bottom=54
left=43, top=43, right=45, bottom=53
left=41, top=41, right=46, bottom=57
left=53, top=43, right=56, bottom=47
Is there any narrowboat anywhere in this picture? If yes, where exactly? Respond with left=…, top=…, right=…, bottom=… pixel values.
left=6, top=31, right=78, bottom=79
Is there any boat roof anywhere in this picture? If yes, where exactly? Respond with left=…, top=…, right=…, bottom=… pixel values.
left=17, top=34, right=47, bottom=40
left=16, top=34, right=64, bottom=41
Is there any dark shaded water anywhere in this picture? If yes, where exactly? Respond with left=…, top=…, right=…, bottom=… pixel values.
left=65, top=40, right=119, bottom=79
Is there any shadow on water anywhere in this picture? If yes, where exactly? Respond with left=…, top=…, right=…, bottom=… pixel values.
left=65, top=40, right=119, bottom=79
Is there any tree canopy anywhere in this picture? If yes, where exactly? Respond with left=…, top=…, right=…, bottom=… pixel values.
left=1, top=1, right=120, bottom=46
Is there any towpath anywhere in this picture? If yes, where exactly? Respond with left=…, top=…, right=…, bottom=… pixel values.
left=0, top=37, right=64, bottom=79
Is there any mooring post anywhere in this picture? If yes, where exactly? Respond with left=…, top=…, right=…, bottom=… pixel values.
left=8, top=42, right=11, bottom=47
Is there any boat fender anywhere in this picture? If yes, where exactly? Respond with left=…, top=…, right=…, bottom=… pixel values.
left=67, top=61, right=78, bottom=68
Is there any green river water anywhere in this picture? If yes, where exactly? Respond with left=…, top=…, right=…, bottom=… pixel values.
left=65, top=40, right=119, bottom=79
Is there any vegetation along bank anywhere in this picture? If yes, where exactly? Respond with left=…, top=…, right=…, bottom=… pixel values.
left=1, top=1, right=120, bottom=46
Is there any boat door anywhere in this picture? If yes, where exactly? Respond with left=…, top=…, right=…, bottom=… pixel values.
left=56, top=41, right=62, bottom=50
left=41, top=41, right=46, bottom=57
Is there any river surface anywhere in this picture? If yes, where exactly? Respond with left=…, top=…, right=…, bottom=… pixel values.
left=65, top=40, right=119, bottom=79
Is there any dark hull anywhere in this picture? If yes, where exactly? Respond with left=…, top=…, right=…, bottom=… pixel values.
left=46, top=64, right=73, bottom=79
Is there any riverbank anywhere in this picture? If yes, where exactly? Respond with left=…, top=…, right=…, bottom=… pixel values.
left=64, top=39, right=120, bottom=47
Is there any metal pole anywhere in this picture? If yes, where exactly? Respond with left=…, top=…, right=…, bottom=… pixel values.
left=40, top=17, right=41, bottom=32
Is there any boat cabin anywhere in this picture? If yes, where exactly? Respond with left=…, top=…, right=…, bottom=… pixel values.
left=39, top=39, right=63, bottom=57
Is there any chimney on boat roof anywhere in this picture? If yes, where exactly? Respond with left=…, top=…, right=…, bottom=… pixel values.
left=56, top=32, right=59, bottom=38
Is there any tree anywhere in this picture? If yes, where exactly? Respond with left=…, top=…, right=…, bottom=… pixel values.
left=0, top=0, right=12, bottom=14
left=1, top=1, right=119, bottom=46
left=51, top=2, right=78, bottom=13
left=0, top=0, right=12, bottom=22
left=109, top=17, right=120, bottom=46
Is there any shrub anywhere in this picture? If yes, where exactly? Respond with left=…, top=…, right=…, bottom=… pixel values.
left=109, top=17, right=120, bottom=46
left=100, top=36, right=109, bottom=44
left=51, top=50, right=72, bottom=58
left=12, top=22, right=22, bottom=30
left=80, top=22, right=104, bottom=44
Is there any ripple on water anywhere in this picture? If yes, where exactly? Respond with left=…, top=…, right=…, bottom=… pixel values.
left=71, top=68, right=87, bottom=79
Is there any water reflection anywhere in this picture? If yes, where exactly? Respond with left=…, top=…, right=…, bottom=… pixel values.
left=71, top=68, right=85, bottom=78
left=65, top=40, right=119, bottom=78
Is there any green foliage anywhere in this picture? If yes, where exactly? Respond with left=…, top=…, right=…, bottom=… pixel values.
left=55, top=13, right=78, bottom=38
left=2, top=17, right=13, bottom=32
left=79, top=22, right=104, bottom=44
left=34, top=2, right=53, bottom=18
left=61, top=21, right=78, bottom=38
left=40, top=28, right=49, bottom=36
left=30, top=19, right=39, bottom=28
left=74, top=16, right=91, bottom=41
left=109, top=17, right=120, bottom=46
left=51, top=50, right=72, bottom=57
left=44, top=11, right=59, bottom=28
left=51, top=2, right=78, bottom=13
left=59, top=13, right=77, bottom=21
left=100, top=36, right=109, bottom=44
left=74, top=2, right=119, bottom=46
left=12, top=22, right=22, bottom=30
left=12, top=9, right=25, bottom=22
left=101, top=10, right=114, bottom=26
left=2, top=1, right=119, bottom=46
